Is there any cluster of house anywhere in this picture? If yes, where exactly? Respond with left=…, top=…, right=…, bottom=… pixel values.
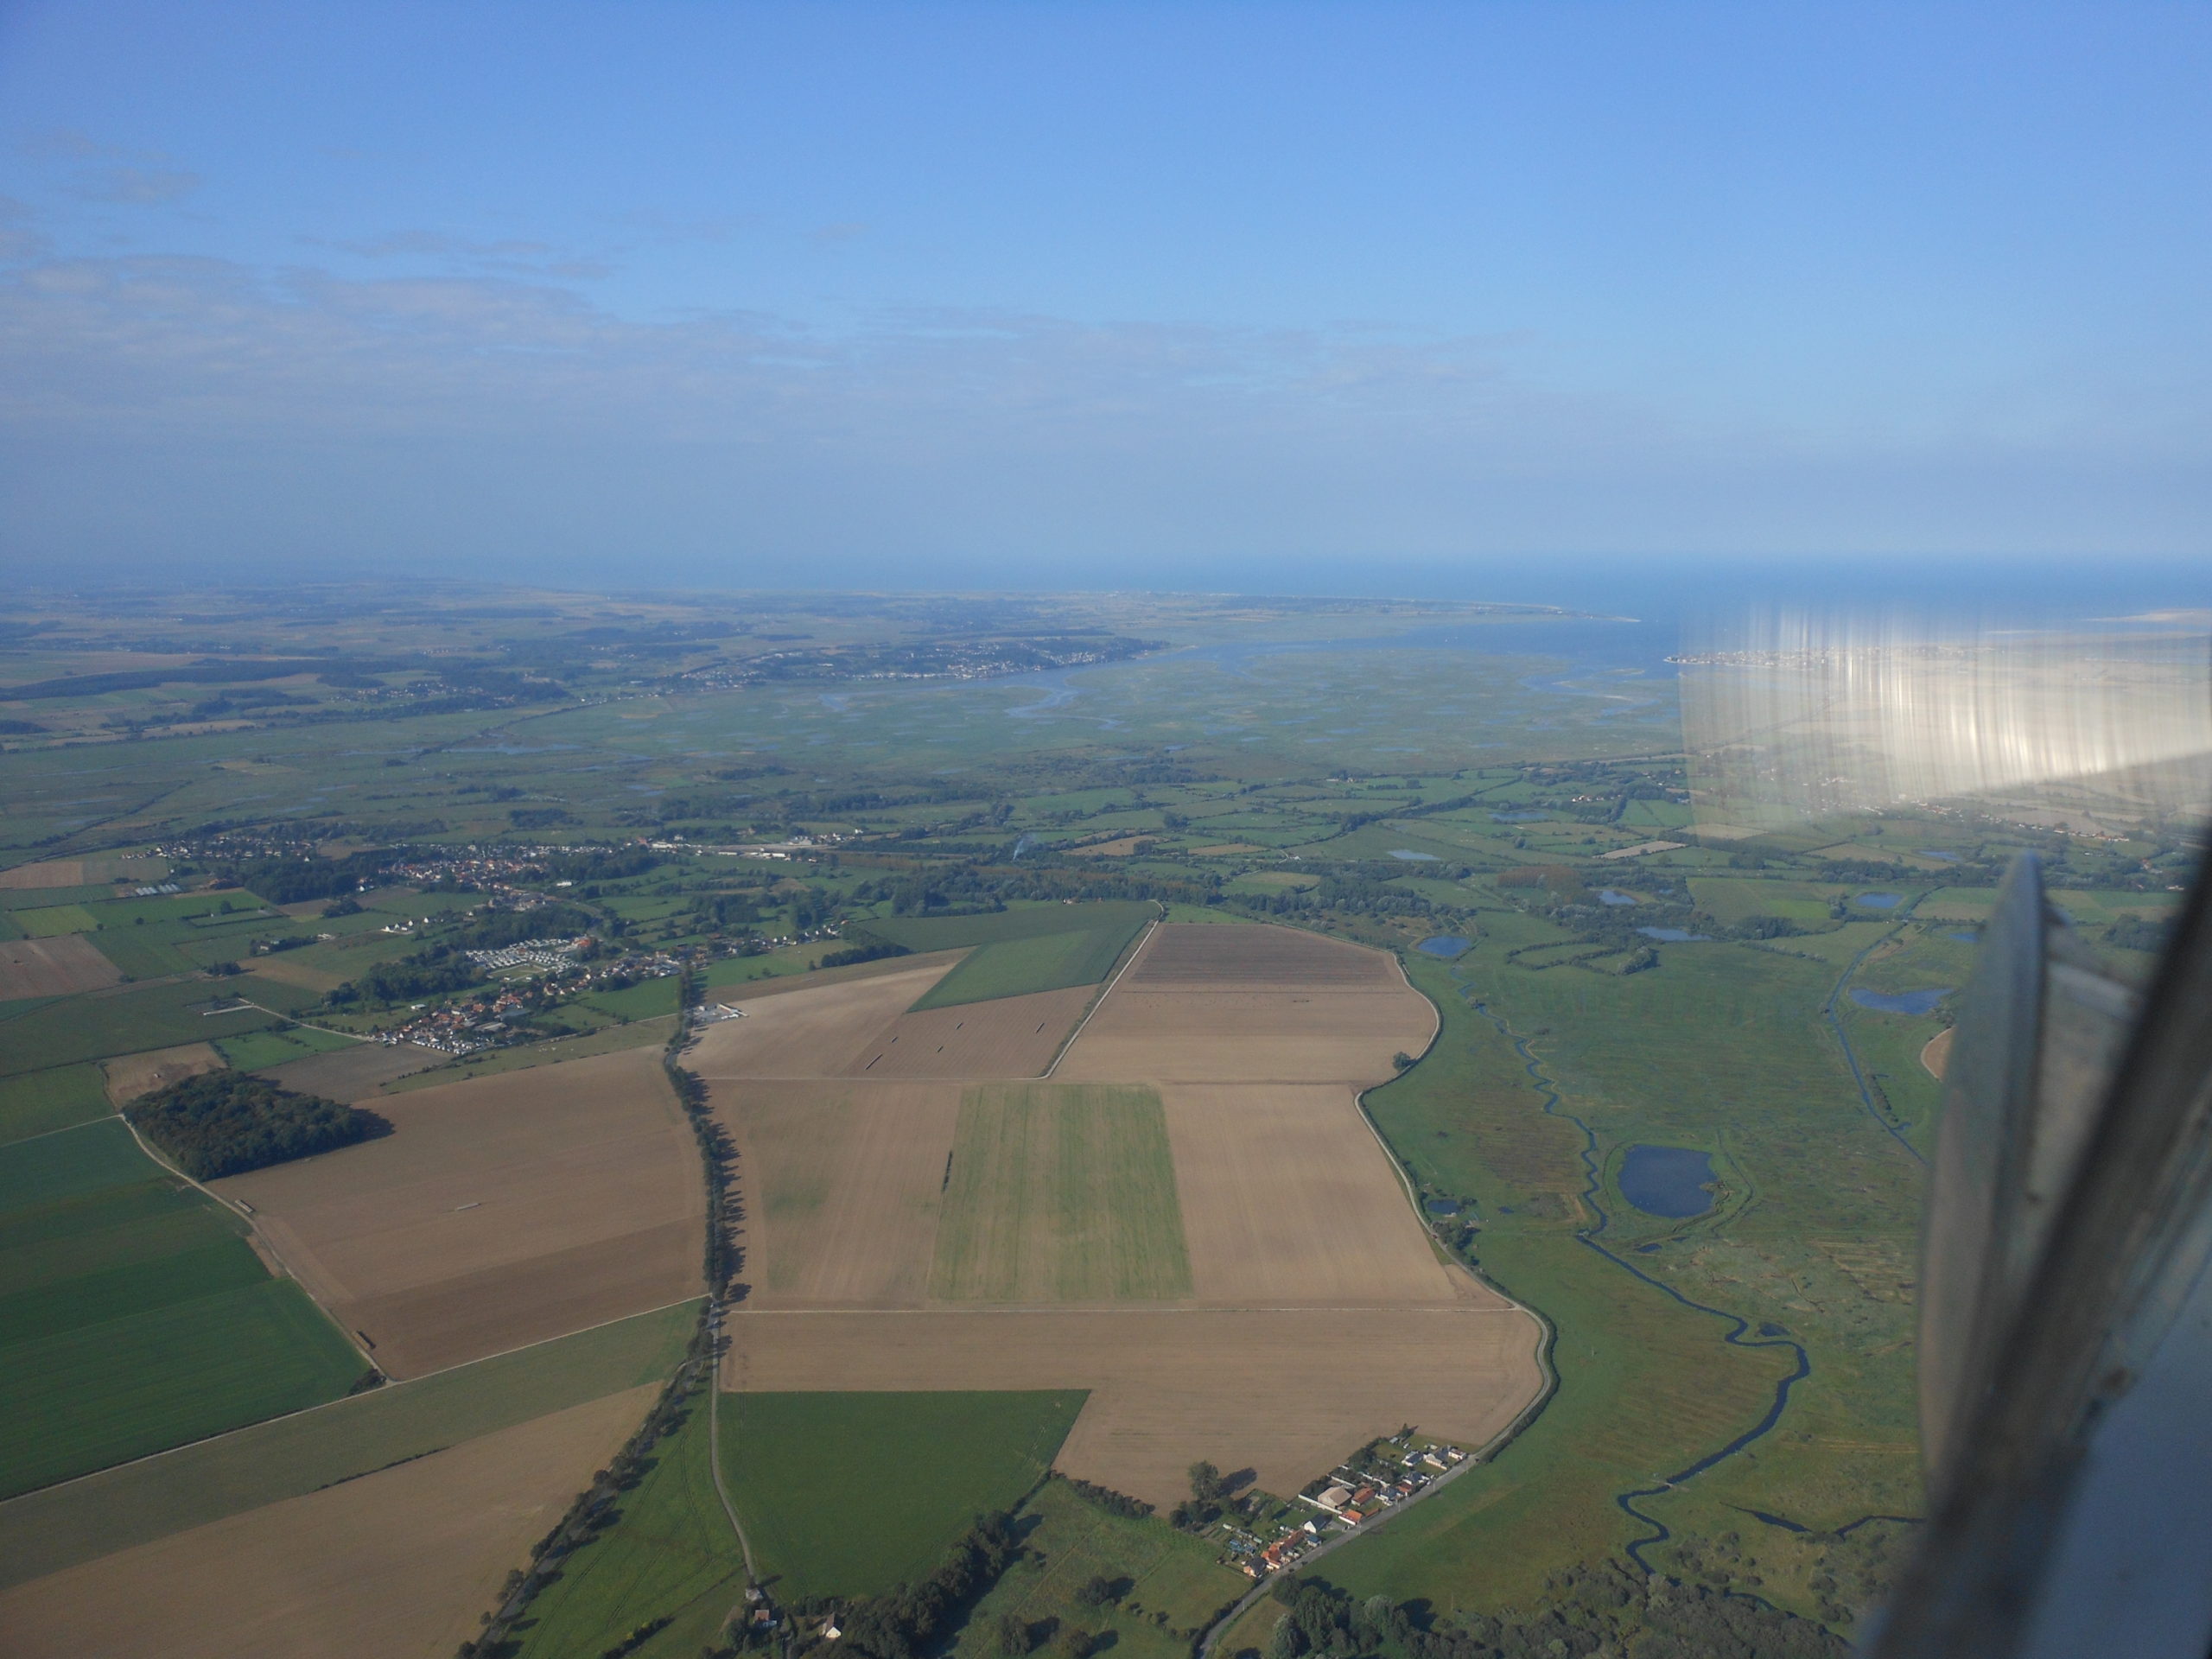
left=1225, top=1442, right=1468, bottom=1580
left=464, top=934, right=591, bottom=972
left=376, top=990, right=534, bottom=1055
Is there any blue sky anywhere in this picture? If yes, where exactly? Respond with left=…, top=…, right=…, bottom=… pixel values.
left=0, top=1, right=2207, bottom=593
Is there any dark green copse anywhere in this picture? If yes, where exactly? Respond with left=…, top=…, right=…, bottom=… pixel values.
left=127, top=1068, right=387, bottom=1180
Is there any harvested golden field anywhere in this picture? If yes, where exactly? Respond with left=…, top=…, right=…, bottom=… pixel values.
left=1921, top=1027, right=1954, bottom=1079
left=215, top=1046, right=701, bottom=1377
left=0, top=935, right=124, bottom=999
left=724, top=1306, right=1541, bottom=1510
left=1053, top=923, right=1433, bottom=1084
left=1160, top=1083, right=1459, bottom=1305
left=101, top=1041, right=222, bottom=1105
left=260, top=1041, right=444, bottom=1103
left=687, top=962, right=956, bottom=1080
left=0, top=1385, right=653, bottom=1659
left=839, top=984, right=1093, bottom=1079
left=716, top=1078, right=963, bottom=1306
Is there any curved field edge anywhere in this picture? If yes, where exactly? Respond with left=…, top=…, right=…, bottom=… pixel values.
left=0, top=1296, right=699, bottom=1590
left=1306, top=948, right=1813, bottom=1612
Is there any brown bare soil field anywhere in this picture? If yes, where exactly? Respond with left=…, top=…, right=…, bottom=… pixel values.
left=725, top=1306, right=1541, bottom=1510
left=214, top=1047, right=701, bottom=1378
left=686, top=963, right=955, bottom=1080
left=1921, top=1027, right=1954, bottom=1080
left=708, top=947, right=965, bottom=1003
left=0, top=934, right=124, bottom=999
left=838, top=984, right=1093, bottom=1079
left=1127, top=924, right=1402, bottom=986
left=714, top=1079, right=963, bottom=1306
left=261, top=1040, right=443, bottom=1102
left=0, top=1385, right=653, bottom=1659
left=0, top=861, right=84, bottom=890
left=1160, top=1083, right=1459, bottom=1305
left=245, top=955, right=346, bottom=995
left=1054, top=925, right=1433, bottom=1085
left=102, top=1042, right=222, bottom=1105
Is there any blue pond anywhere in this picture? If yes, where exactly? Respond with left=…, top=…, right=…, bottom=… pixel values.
left=1850, top=987, right=1952, bottom=1015
left=1388, top=849, right=1440, bottom=861
left=1918, top=850, right=1962, bottom=862
left=1423, top=1197, right=1463, bottom=1217
left=1491, top=810, right=1549, bottom=822
left=1947, top=930, right=1980, bottom=944
left=1638, top=926, right=1709, bottom=943
left=1619, top=1146, right=1719, bottom=1218
left=1597, top=888, right=1639, bottom=906
left=1417, top=936, right=1471, bottom=957
left=1854, top=892, right=1904, bottom=909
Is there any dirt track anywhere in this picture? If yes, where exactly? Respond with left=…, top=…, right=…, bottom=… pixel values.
left=215, top=1046, right=702, bottom=1377
left=0, top=1385, right=654, bottom=1659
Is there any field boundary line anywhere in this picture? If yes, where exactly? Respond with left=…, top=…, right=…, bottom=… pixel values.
left=1042, top=913, right=1158, bottom=1079
left=235, top=1000, right=372, bottom=1042
left=706, top=1302, right=759, bottom=1585
left=728, top=1303, right=1524, bottom=1317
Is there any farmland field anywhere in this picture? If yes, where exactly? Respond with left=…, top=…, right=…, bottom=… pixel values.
left=0, top=1064, right=111, bottom=1147
left=0, top=1121, right=363, bottom=1498
left=721, top=1390, right=1087, bottom=1599
left=0, top=1385, right=656, bottom=1659
left=213, top=1045, right=702, bottom=1376
left=839, top=983, right=1094, bottom=1078
left=0, top=936, right=122, bottom=998
left=931, top=1084, right=1192, bottom=1302
left=0, top=978, right=282, bottom=1079
left=910, top=918, right=1148, bottom=1009
left=0, top=1297, right=697, bottom=1591
left=725, top=1307, right=1539, bottom=1511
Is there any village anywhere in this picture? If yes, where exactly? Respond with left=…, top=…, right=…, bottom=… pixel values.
left=1216, top=1433, right=1469, bottom=1580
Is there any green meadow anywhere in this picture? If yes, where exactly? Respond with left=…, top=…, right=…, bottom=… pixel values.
left=721, top=1390, right=1087, bottom=1599
left=0, top=1118, right=364, bottom=1500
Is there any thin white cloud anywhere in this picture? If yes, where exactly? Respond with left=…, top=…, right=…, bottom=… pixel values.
left=69, top=167, right=200, bottom=206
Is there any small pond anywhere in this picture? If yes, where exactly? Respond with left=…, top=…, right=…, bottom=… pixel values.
left=1850, top=987, right=1952, bottom=1015
left=1918, top=850, right=1962, bottom=862
left=1947, top=930, right=1980, bottom=944
left=1423, top=1197, right=1463, bottom=1217
left=1597, top=888, right=1638, bottom=906
left=1638, top=925, right=1710, bottom=942
left=1416, top=936, right=1471, bottom=957
left=1388, top=849, right=1440, bottom=861
left=1619, top=1146, right=1718, bottom=1218
left=1491, top=810, right=1549, bottom=823
left=1854, top=892, right=1904, bottom=909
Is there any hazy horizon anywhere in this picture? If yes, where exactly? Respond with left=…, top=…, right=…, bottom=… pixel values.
left=3, top=1, right=2209, bottom=587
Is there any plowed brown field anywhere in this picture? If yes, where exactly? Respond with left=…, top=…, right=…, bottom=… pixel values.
left=724, top=1306, right=1541, bottom=1510
left=0, top=935, right=123, bottom=1000
left=214, top=1046, right=701, bottom=1377
left=838, top=984, right=1092, bottom=1078
left=260, top=1041, right=443, bottom=1102
left=0, top=1385, right=654, bottom=1659
left=0, top=861, right=85, bottom=891
left=1053, top=925, right=1432, bottom=1085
